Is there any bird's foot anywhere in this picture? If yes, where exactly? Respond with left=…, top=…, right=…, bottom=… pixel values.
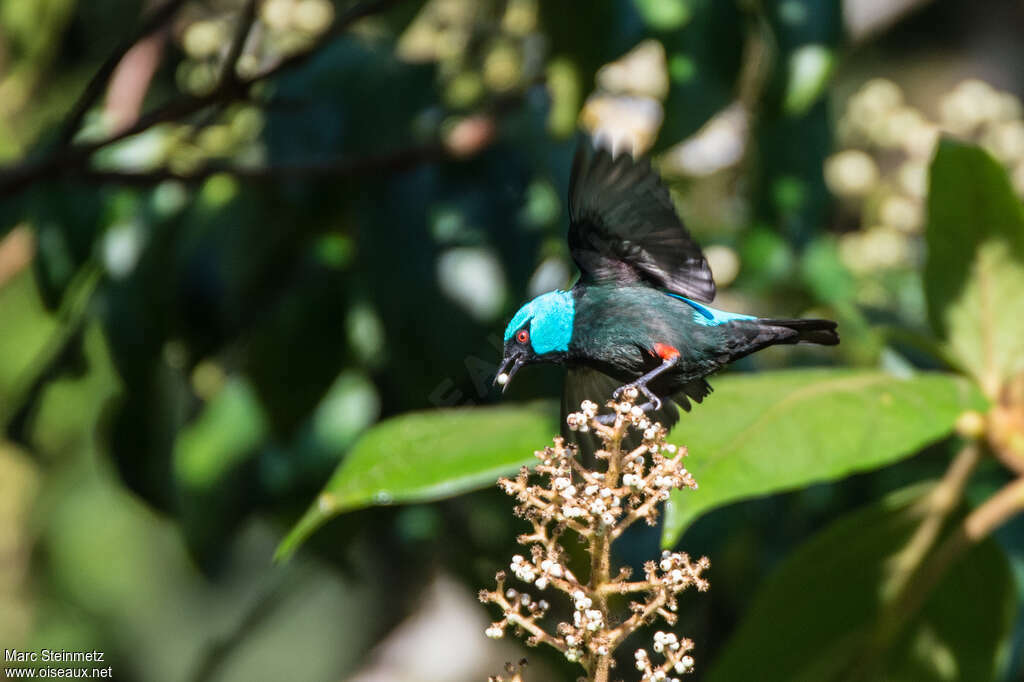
left=634, top=399, right=661, bottom=413
left=612, top=382, right=662, bottom=410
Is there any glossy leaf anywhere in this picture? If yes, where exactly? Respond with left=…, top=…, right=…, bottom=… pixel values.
left=706, top=484, right=1015, bottom=682
left=925, top=139, right=1024, bottom=398
left=276, top=401, right=558, bottom=560
left=663, top=369, right=984, bottom=546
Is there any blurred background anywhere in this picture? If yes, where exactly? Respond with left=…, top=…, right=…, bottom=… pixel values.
left=1, top=0, right=1024, bottom=680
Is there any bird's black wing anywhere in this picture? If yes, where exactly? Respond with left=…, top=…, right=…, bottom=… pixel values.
left=674, top=378, right=713, bottom=412
left=568, top=142, right=716, bottom=302
left=562, top=366, right=683, bottom=461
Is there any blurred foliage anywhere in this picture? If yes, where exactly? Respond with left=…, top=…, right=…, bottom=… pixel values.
left=925, top=140, right=1024, bottom=399
left=707, top=483, right=1015, bottom=682
left=1, top=0, right=1023, bottom=680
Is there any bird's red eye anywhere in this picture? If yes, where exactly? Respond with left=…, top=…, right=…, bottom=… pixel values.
left=516, top=329, right=530, bottom=344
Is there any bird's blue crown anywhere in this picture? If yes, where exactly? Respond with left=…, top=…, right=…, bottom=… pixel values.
left=504, top=290, right=575, bottom=354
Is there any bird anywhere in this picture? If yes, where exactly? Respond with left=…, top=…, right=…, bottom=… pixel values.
left=494, top=139, right=839, bottom=435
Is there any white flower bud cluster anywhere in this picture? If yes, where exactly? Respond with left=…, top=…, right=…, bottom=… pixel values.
left=566, top=589, right=604, bottom=633
left=635, top=633, right=696, bottom=680
left=655, top=550, right=711, bottom=594
left=564, top=399, right=599, bottom=432
left=483, top=396, right=708, bottom=675
left=506, top=546, right=571, bottom=592
left=509, top=555, right=536, bottom=583
left=479, top=573, right=550, bottom=645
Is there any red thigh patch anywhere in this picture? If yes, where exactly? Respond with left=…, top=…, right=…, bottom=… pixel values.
left=653, top=342, right=680, bottom=360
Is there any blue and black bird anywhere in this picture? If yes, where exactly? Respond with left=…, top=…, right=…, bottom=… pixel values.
left=495, top=140, right=839, bottom=432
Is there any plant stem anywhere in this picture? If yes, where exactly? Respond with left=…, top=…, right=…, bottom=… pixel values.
left=851, top=445, right=1024, bottom=682
left=589, top=529, right=612, bottom=682
left=882, top=474, right=1024, bottom=634
left=589, top=429, right=618, bottom=682
left=883, top=442, right=980, bottom=601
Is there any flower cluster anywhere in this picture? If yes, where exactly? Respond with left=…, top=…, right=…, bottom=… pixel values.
left=826, top=77, right=1024, bottom=287
left=481, top=396, right=709, bottom=681
left=634, top=631, right=695, bottom=682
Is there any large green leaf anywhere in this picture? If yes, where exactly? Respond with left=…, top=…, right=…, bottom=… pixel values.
left=926, top=139, right=1024, bottom=398
left=706, top=484, right=1015, bottom=682
left=275, top=401, right=558, bottom=560
left=663, top=369, right=984, bottom=546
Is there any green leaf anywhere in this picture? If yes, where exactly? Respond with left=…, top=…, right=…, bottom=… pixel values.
left=172, top=376, right=268, bottom=559
left=663, top=370, right=984, bottom=546
left=275, top=401, right=558, bottom=560
left=173, top=377, right=267, bottom=489
left=0, top=269, right=57, bottom=409
left=706, top=484, right=1015, bottom=682
left=925, top=138, right=1024, bottom=398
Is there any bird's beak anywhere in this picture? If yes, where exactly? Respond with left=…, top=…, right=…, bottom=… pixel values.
left=494, top=352, right=525, bottom=393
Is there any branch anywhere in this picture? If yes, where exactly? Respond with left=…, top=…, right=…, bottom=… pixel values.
left=963, top=474, right=1024, bottom=540
left=249, top=0, right=404, bottom=82
left=0, top=0, right=410, bottom=198
left=608, top=591, right=668, bottom=650
left=220, top=0, right=260, bottom=87
left=850, top=466, right=1024, bottom=682
left=883, top=442, right=981, bottom=601
left=57, top=0, right=187, bottom=148
left=79, top=142, right=447, bottom=186
left=880, top=475, right=1024, bottom=636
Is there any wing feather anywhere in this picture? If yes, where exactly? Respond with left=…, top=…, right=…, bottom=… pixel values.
left=568, top=141, right=716, bottom=302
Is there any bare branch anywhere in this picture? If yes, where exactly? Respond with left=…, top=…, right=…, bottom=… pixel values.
left=0, top=0, right=411, bottom=198
left=57, top=0, right=187, bottom=148
left=220, top=0, right=260, bottom=87
left=79, top=143, right=447, bottom=187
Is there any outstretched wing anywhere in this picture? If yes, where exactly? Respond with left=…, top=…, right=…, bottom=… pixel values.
left=568, top=141, right=716, bottom=302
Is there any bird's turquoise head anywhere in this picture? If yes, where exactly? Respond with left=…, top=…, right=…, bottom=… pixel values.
left=495, top=289, right=575, bottom=391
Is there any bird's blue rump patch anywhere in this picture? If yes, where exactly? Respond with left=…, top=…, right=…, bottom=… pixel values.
left=505, top=290, right=575, bottom=354
left=666, top=293, right=757, bottom=327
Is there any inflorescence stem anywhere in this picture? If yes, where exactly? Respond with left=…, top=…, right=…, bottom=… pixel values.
left=481, top=392, right=710, bottom=682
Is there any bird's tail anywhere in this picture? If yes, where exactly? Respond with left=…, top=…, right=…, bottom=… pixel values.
left=759, top=318, right=839, bottom=346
